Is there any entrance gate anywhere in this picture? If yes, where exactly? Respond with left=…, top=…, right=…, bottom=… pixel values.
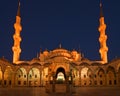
left=46, top=67, right=75, bottom=93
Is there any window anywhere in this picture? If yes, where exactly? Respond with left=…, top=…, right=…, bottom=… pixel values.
left=89, top=80, right=92, bottom=85
left=84, top=82, right=86, bottom=85
left=109, top=80, right=112, bottom=85
left=94, top=75, right=97, bottom=78
left=100, top=75, right=102, bottom=78
left=84, top=75, right=86, bottom=78
left=9, top=80, right=11, bottom=85
left=0, top=80, right=2, bottom=85
left=114, top=80, right=117, bottom=85
left=19, top=75, right=21, bottom=78
left=29, top=75, right=32, bottom=78
left=24, top=75, right=26, bottom=78
left=94, top=81, right=97, bottom=85
left=24, top=81, right=26, bottom=85
left=18, top=81, right=21, bottom=85
left=89, top=75, right=91, bottom=78
left=4, top=80, right=6, bottom=85
left=35, top=75, right=37, bottom=78
left=100, top=81, right=103, bottom=85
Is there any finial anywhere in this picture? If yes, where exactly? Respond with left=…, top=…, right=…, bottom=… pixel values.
left=40, top=47, right=42, bottom=53
left=100, top=0, right=104, bottom=17
left=19, top=0, right=20, bottom=6
left=17, top=0, right=21, bottom=16
left=59, top=44, right=62, bottom=48
left=100, top=0, right=102, bottom=7
left=37, top=53, right=39, bottom=58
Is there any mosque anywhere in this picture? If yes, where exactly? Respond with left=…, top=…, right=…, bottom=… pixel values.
left=0, top=1, right=120, bottom=91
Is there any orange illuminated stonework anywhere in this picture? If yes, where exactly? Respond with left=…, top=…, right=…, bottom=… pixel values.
left=0, top=1, right=120, bottom=92
left=98, top=3, right=108, bottom=63
left=12, top=2, right=22, bottom=63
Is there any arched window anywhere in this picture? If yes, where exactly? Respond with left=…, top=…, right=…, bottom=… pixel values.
left=118, top=67, right=120, bottom=85
left=97, top=68, right=105, bottom=86
left=28, top=68, right=40, bottom=87
left=0, top=66, right=3, bottom=86
left=4, top=66, right=13, bottom=86
left=81, top=67, right=93, bottom=86
left=106, top=66, right=116, bottom=86
left=15, top=68, right=27, bottom=86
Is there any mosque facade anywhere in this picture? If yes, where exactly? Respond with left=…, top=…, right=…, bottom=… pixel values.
left=0, top=2, right=120, bottom=89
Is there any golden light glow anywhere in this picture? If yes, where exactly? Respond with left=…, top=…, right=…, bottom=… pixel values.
left=56, top=72, right=65, bottom=81
left=81, top=67, right=88, bottom=78
left=12, top=15, right=22, bottom=63
left=98, top=17, right=108, bottom=63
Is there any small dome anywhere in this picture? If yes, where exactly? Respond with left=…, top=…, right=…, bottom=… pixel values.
left=53, top=48, right=68, bottom=53
left=43, top=50, right=49, bottom=56
left=71, top=50, right=77, bottom=54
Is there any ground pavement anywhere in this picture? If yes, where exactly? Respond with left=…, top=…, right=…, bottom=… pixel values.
left=0, top=87, right=120, bottom=96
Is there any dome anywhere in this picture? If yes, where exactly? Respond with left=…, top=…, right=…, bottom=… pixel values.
left=43, top=50, right=49, bottom=56
left=52, top=48, right=68, bottom=53
left=71, top=50, right=77, bottom=54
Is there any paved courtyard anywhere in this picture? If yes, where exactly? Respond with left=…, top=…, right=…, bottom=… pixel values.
left=0, top=87, right=120, bottom=96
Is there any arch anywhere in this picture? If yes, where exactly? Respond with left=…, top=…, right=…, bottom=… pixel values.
left=80, top=62, right=89, bottom=66
left=28, top=67, right=40, bottom=87
left=81, top=67, right=89, bottom=78
left=55, top=67, right=66, bottom=78
left=98, top=68, right=105, bottom=75
left=72, top=67, right=80, bottom=86
left=107, top=66, right=116, bottom=74
left=41, top=67, right=49, bottom=86
left=81, top=67, right=92, bottom=86
left=4, top=66, right=13, bottom=87
left=32, top=63, right=41, bottom=66
left=87, top=68, right=94, bottom=86
left=91, top=63, right=101, bottom=66
left=15, top=67, right=27, bottom=86
left=97, top=68, right=105, bottom=86
left=117, top=63, right=120, bottom=72
left=54, top=64, right=67, bottom=73
left=118, top=67, right=120, bottom=85
left=106, top=66, right=116, bottom=86
left=0, top=66, right=3, bottom=86
left=55, top=67, right=66, bottom=83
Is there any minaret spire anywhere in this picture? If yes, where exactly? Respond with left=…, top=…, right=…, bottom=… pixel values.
left=12, top=0, right=22, bottom=63
left=17, top=0, right=21, bottom=17
left=100, top=1, right=104, bottom=17
left=98, top=1, right=108, bottom=63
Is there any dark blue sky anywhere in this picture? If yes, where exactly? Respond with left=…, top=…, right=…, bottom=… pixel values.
left=0, top=0, right=120, bottom=62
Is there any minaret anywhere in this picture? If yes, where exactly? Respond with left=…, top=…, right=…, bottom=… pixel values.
left=12, top=1, right=22, bottom=63
left=98, top=2, right=108, bottom=63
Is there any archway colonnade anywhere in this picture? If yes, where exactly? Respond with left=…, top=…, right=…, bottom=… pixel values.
left=0, top=66, right=48, bottom=87
left=71, top=66, right=120, bottom=87
left=0, top=65, right=120, bottom=87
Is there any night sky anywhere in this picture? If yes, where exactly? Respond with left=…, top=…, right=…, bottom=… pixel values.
left=0, top=0, right=120, bottom=62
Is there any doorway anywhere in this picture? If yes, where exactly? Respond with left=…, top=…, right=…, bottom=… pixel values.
left=55, top=67, right=66, bottom=84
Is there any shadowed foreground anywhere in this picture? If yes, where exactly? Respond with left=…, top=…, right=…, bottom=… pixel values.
left=0, top=87, right=120, bottom=96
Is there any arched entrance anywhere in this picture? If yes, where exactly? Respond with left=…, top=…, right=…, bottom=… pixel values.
left=0, top=66, right=2, bottom=87
left=28, top=68, right=40, bottom=87
left=106, top=66, right=116, bottom=86
left=81, top=67, right=89, bottom=86
left=15, top=68, right=27, bottom=86
left=4, top=66, right=13, bottom=87
left=118, top=67, right=120, bottom=86
left=46, top=67, right=74, bottom=93
left=97, top=68, right=105, bottom=86
left=55, top=67, right=66, bottom=83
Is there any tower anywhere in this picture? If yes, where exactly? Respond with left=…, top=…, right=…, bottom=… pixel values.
left=98, top=2, right=108, bottom=63
left=12, top=1, right=22, bottom=63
